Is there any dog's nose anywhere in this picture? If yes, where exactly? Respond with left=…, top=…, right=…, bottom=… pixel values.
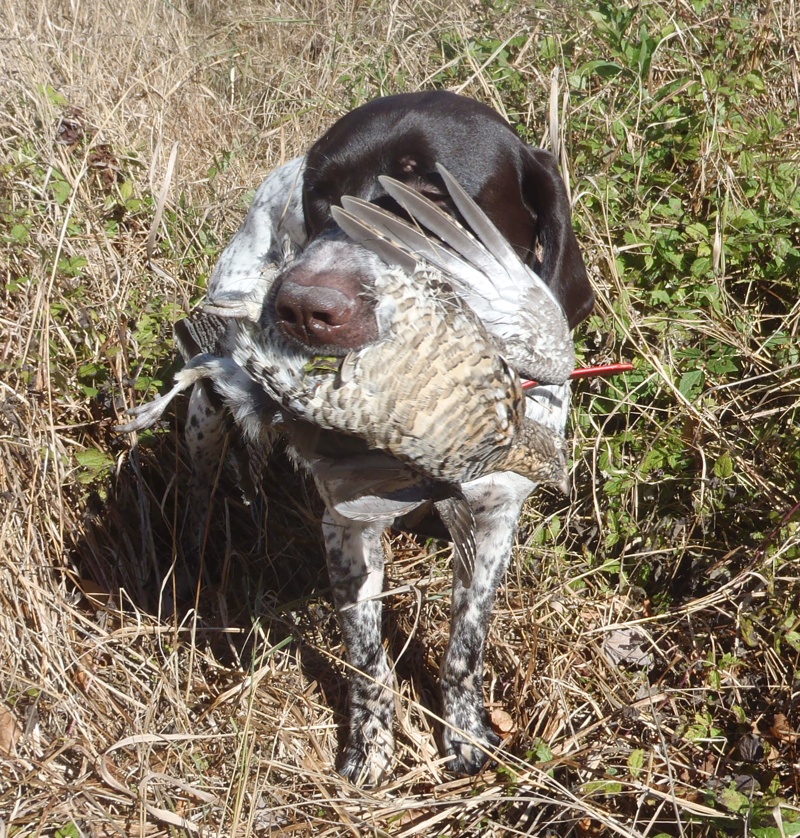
left=273, top=269, right=378, bottom=351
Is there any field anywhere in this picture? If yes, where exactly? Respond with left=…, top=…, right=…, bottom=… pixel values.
left=2, top=0, right=799, bottom=834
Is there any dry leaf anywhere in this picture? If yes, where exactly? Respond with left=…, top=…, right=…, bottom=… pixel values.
left=577, top=816, right=606, bottom=836
left=0, top=705, right=22, bottom=756
left=770, top=713, right=799, bottom=743
left=490, top=707, right=515, bottom=738
left=601, top=627, right=655, bottom=671
left=75, top=667, right=92, bottom=692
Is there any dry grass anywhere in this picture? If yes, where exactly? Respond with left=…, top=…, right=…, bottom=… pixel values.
left=2, top=0, right=800, bottom=835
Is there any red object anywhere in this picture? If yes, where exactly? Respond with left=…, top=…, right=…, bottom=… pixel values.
left=522, top=362, right=634, bottom=391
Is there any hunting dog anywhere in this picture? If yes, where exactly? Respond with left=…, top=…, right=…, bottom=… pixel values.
left=180, top=90, right=594, bottom=784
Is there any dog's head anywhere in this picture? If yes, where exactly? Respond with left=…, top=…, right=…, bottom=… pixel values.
left=297, top=91, right=594, bottom=336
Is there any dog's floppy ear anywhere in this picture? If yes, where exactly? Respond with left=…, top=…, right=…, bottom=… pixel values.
left=520, top=148, right=594, bottom=329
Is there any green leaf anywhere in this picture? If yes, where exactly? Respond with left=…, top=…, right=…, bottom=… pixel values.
left=640, top=448, right=665, bottom=475
left=78, top=361, right=101, bottom=378
left=714, top=452, right=734, bottom=479
left=690, top=255, right=712, bottom=277
left=10, top=223, right=30, bottom=244
left=583, top=779, right=624, bottom=795
left=51, top=176, right=71, bottom=206
left=706, top=354, right=739, bottom=376
left=75, top=449, right=115, bottom=484
left=579, top=59, right=627, bottom=79
left=75, top=449, right=113, bottom=469
left=717, top=786, right=748, bottom=813
left=40, top=83, right=69, bottom=106
left=529, top=738, right=553, bottom=763
left=684, top=222, right=709, bottom=241
left=678, top=369, right=705, bottom=400
left=58, top=255, right=88, bottom=277
left=627, top=748, right=645, bottom=778
left=739, top=615, right=759, bottom=647
left=649, top=288, right=672, bottom=305
left=784, top=631, right=800, bottom=653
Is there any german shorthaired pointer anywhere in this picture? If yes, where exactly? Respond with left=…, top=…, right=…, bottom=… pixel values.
left=121, top=90, right=594, bottom=785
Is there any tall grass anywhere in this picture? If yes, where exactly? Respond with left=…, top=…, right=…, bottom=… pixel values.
left=1, top=0, right=799, bottom=834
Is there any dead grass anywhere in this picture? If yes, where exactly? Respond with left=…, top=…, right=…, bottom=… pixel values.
left=2, top=0, right=800, bottom=835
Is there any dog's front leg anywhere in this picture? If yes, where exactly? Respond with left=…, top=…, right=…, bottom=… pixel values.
left=322, top=509, right=394, bottom=785
left=182, top=384, right=229, bottom=579
left=440, top=474, right=533, bottom=774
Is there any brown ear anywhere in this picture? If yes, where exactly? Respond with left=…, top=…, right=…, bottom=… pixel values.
left=520, top=148, right=594, bottom=329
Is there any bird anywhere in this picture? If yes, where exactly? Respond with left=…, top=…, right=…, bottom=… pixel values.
left=331, top=162, right=575, bottom=386
left=116, top=163, right=574, bottom=581
left=235, top=265, right=569, bottom=492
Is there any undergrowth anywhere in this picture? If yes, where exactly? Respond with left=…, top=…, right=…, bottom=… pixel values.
left=1, top=0, right=799, bottom=835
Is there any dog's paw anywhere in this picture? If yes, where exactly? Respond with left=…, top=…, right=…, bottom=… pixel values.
left=337, top=726, right=394, bottom=787
left=441, top=718, right=501, bottom=775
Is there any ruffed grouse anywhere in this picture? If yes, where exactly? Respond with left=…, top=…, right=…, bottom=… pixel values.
left=117, top=164, right=574, bottom=577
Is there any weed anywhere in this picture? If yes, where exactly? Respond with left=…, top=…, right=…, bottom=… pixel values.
left=2, top=0, right=799, bottom=834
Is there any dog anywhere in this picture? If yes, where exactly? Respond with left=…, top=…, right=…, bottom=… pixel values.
left=131, top=90, right=594, bottom=785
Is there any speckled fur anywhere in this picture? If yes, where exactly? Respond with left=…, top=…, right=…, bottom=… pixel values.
left=184, top=156, right=572, bottom=786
